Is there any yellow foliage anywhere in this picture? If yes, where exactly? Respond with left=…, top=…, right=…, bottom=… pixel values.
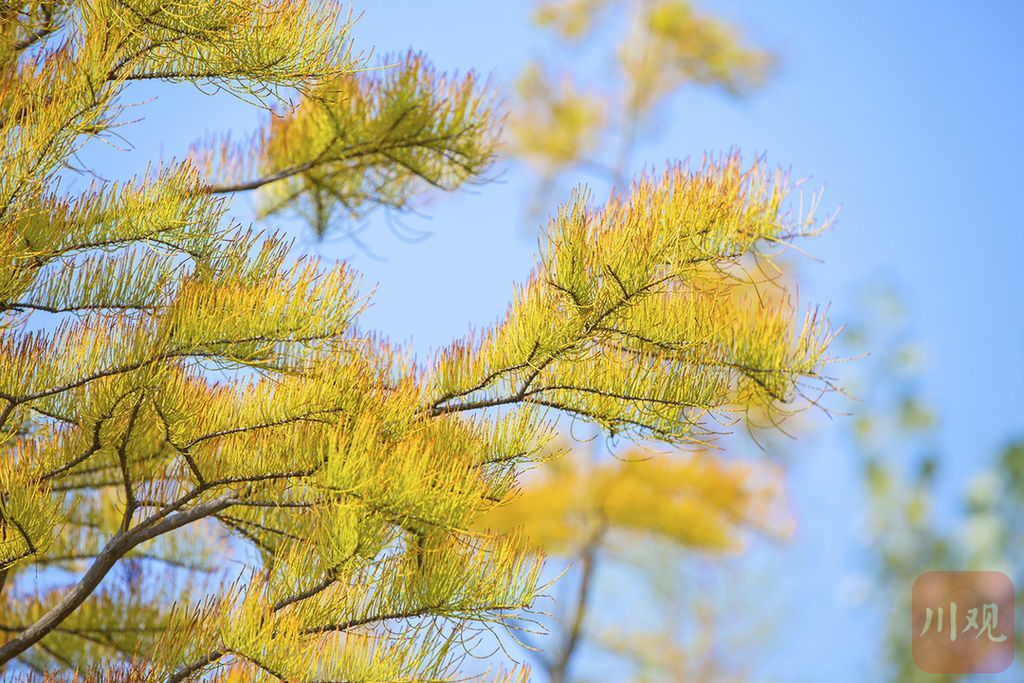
left=0, top=2, right=836, bottom=680
left=511, top=0, right=776, bottom=185
left=476, top=445, right=790, bottom=555
left=196, top=52, right=501, bottom=236
left=533, top=0, right=611, bottom=40
left=507, top=61, right=606, bottom=171
left=626, top=0, right=775, bottom=110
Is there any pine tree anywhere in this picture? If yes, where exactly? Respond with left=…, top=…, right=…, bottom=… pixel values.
left=1, top=1, right=839, bottom=680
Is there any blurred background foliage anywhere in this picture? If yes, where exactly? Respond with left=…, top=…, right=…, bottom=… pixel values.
left=507, top=0, right=774, bottom=212
left=843, top=280, right=1024, bottom=682
left=475, top=436, right=793, bottom=682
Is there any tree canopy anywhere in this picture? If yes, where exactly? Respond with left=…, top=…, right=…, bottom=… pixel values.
left=0, top=1, right=839, bottom=680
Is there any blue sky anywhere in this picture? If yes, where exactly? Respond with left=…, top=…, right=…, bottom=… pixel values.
left=81, top=1, right=1024, bottom=679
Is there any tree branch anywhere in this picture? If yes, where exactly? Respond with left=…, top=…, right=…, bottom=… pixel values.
left=0, top=491, right=237, bottom=666
left=551, top=525, right=604, bottom=683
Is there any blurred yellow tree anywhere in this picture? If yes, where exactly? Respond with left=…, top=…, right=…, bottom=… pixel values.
left=511, top=0, right=773, bottom=196
left=0, top=1, right=837, bottom=681
left=476, top=440, right=792, bottom=681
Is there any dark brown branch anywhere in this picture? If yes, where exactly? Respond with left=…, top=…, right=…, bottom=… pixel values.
left=0, top=491, right=236, bottom=665
left=40, top=391, right=134, bottom=481
left=11, top=21, right=59, bottom=53
left=437, top=370, right=721, bottom=420
left=273, top=574, right=338, bottom=612
left=34, top=552, right=214, bottom=572
left=426, top=357, right=533, bottom=413
left=214, top=513, right=301, bottom=542
left=5, top=327, right=344, bottom=407
left=36, top=640, right=75, bottom=670
left=116, top=395, right=146, bottom=533
left=183, top=409, right=339, bottom=449
left=0, top=302, right=159, bottom=315
left=0, top=400, right=14, bottom=433
left=301, top=599, right=528, bottom=636
left=149, top=400, right=207, bottom=487
left=200, top=127, right=480, bottom=196
left=425, top=273, right=675, bottom=420
left=166, top=648, right=223, bottom=683
left=202, top=157, right=329, bottom=195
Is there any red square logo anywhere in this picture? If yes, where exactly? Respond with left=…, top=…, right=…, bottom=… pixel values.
left=912, top=571, right=1015, bottom=673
